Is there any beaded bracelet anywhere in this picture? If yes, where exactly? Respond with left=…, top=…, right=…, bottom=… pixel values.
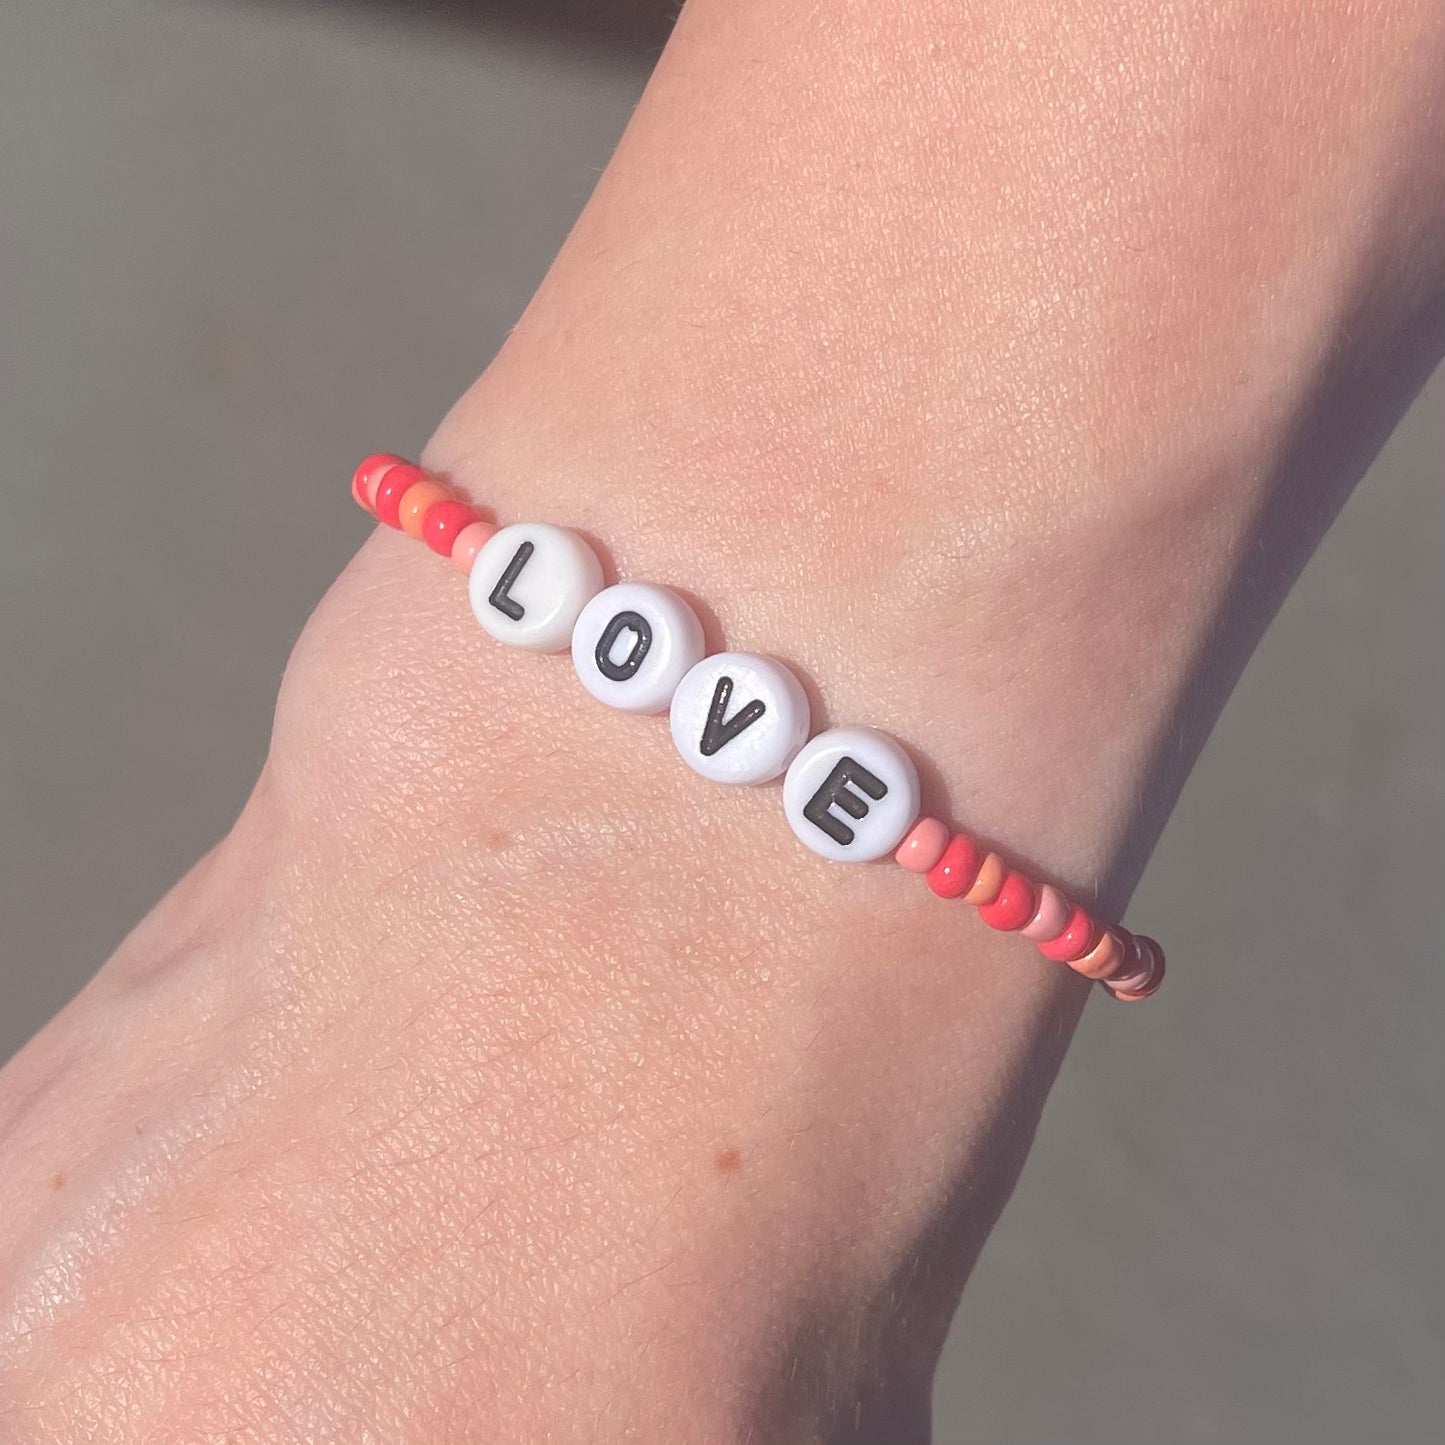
left=351, top=453, right=1165, bottom=1001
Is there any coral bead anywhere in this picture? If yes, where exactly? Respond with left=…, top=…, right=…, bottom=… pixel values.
left=352, top=452, right=403, bottom=512
left=1037, top=905, right=1100, bottom=963
left=423, top=499, right=480, bottom=557
left=962, top=850, right=1006, bottom=906
left=450, top=520, right=497, bottom=574
left=926, top=833, right=981, bottom=899
left=977, top=870, right=1037, bottom=931
left=1071, top=928, right=1125, bottom=980
left=398, top=481, right=453, bottom=539
left=374, top=462, right=426, bottom=529
left=896, top=817, right=949, bottom=874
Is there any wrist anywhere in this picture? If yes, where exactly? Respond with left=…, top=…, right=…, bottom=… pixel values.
left=414, top=372, right=1222, bottom=901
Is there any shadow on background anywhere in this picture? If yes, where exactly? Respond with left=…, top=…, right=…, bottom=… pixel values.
left=286, top=0, right=681, bottom=56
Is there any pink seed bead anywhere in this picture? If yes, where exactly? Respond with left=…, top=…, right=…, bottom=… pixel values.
left=423, top=499, right=480, bottom=558
left=1107, top=935, right=1165, bottom=999
left=1037, top=905, right=1099, bottom=963
left=926, top=833, right=982, bottom=899
left=977, top=870, right=1037, bottom=931
left=449, top=520, right=498, bottom=575
left=353, top=452, right=404, bottom=512
left=1121, top=941, right=1166, bottom=999
left=1021, top=885, right=1071, bottom=942
left=1103, top=933, right=1147, bottom=990
left=896, top=817, right=949, bottom=874
left=1070, top=928, right=1125, bottom=980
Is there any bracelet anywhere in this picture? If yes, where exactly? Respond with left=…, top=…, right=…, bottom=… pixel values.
left=350, top=453, right=1165, bottom=1001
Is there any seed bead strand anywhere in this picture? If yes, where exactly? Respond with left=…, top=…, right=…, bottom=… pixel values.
left=351, top=453, right=1165, bottom=1000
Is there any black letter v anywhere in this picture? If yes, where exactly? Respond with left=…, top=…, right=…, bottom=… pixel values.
left=699, top=676, right=767, bottom=757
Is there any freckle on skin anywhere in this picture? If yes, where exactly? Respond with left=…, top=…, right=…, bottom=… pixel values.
left=715, top=1148, right=742, bottom=1176
left=488, top=829, right=512, bottom=850
left=50, top=1173, right=64, bottom=1190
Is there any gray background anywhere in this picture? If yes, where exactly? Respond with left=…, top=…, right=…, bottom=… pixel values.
left=1, top=2, right=1441, bottom=1440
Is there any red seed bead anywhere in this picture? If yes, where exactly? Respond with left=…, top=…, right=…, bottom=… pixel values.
left=352, top=452, right=403, bottom=513
left=374, top=462, right=426, bottom=529
left=926, top=833, right=982, bottom=899
left=422, top=498, right=481, bottom=558
left=1036, top=904, right=1100, bottom=963
left=977, top=870, right=1037, bottom=931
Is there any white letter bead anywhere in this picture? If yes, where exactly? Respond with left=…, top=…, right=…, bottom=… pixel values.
left=469, top=522, right=604, bottom=652
left=571, top=582, right=706, bottom=714
left=669, top=652, right=810, bottom=785
left=782, top=726, right=920, bottom=862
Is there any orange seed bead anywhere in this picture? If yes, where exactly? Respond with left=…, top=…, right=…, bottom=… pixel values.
left=962, top=851, right=1006, bottom=906
left=1071, top=928, right=1125, bottom=980
left=398, top=481, right=453, bottom=539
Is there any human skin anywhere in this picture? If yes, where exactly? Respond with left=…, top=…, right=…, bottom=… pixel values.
left=1, top=2, right=1443, bottom=1440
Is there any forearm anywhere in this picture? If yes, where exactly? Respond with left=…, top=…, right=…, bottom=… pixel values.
left=401, top=0, right=1440, bottom=944
left=3, top=2, right=1442, bottom=1440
